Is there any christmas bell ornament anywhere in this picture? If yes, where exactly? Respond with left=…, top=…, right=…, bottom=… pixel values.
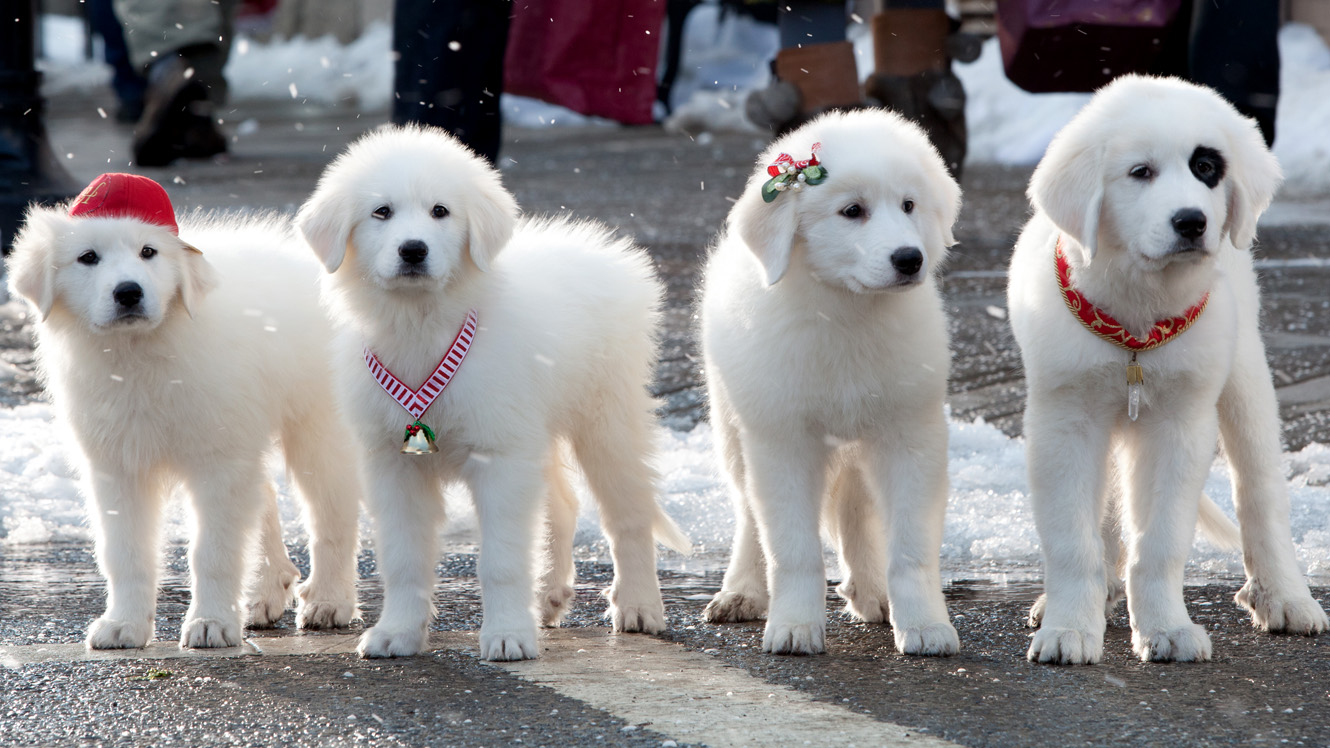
left=402, top=421, right=439, bottom=455
left=364, top=309, right=478, bottom=456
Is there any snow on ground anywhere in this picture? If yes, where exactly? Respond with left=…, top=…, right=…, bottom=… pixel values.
left=4, top=398, right=1330, bottom=582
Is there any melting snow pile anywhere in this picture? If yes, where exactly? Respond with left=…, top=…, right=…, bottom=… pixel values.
left=5, top=400, right=1330, bottom=582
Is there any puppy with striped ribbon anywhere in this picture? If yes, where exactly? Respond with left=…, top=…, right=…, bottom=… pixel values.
left=298, top=126, right=690, bottom=661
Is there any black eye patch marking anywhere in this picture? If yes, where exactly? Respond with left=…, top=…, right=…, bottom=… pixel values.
left=1190, top=146, right=1225, bottom=189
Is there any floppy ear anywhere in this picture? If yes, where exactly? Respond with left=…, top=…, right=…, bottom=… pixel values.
left=6, top=208, right=62, bottom=320
left=461, top=169, right=518, bottom=273
left=295, top=183, right=353, bottom=273
left=934, top=162, right=963, bottom=249
left=729, top=172, right=800, bottom=286
left=1222, top=117, right=1282, bottom=250
left=176, top=241, right=217, bottom=318
left=1029, top=139, right=1105, bottom=263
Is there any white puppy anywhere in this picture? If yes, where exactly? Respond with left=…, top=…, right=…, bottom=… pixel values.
left=1009, top=75, right=1329, bottom=665
left=297, top=125, right=689, bottom=662
left=7, top=177, right=361, bottom=650
left=700, top=109, right=961, bottom=656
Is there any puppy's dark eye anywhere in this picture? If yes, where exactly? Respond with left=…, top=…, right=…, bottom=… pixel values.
left=902, top=199, right=915, bottom=214
left=840, top=204, right=864, bottom=219
left=432, top=204, right=449, bottom=219
left=77, top=250, right=99, bottom=266
left=1129, top=164, right=1154, bottom=180
left=1189, top=146, right=1225, bottom=188
left=140, top=246, right=157, bottom=260
left=372, top=205, right=392, bottom=220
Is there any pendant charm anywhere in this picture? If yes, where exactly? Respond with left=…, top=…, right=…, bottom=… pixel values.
left=401, top=420, right=438, bottom=455
left=1126, top=353, right=1144, bottom=422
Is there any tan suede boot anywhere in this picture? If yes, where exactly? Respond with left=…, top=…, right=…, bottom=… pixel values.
left=864, top=9, right=967, bottom=180
left=746, top=41, right=862, bottom=134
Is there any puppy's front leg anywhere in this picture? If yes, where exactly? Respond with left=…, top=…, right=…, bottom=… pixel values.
left=1219, top=353, right=1330, bottom=635
left=181, top=459, right=268, bottom=648
left=466, top=452, right=544, bottom=661
left=866, top=418, right=958, bottom=656
left=358, top=455, right=444, bottom=658
left=1121, top=409, right=1217, bottom=662
left=705, top=407, right=769, bottom=623
left=744, top=430, right=829, bottom=655
left=1025, top=393, right=1115, bottom=665
left=85, top=468, right=163, bottom=649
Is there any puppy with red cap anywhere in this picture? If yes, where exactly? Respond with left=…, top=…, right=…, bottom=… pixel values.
left=6, top=174, right=363, bottom=650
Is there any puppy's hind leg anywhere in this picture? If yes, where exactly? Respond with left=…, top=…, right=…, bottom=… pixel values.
left=570, top=386, right=669, bottom=635
left=538, top=447, right=579, bottom=627
left=1220, top=350, right=1329, bottom=635
left=85, top=468, right=166, bottom=649
left=282, top=411, right=362, bottom=630
left=826, top=459, right=890, bottom=624
left=245, top=482, right=301, bottom=628
left=705, top=401, right=769, bottom=624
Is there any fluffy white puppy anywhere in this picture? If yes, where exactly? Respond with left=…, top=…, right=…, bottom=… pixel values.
left=297, top=125, right=689, bottom=662
left=700, top=109, right=961, bottom=656
left=1009, top=75, right=1329, bottom=665
left=7, top=182, right=361, bottom=650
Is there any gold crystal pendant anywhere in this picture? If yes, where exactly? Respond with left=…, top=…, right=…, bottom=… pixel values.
left=1126, top=352, right=1144, bottom=422
left=401, top=420, right=438, bottom=455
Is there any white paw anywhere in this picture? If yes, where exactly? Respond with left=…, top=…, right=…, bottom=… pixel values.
left=86, top=616, right=152, bottom=649
left=247, top=561, right=300, bottom=628
left=837, top=580, right=890, bottom=624
left=297, top=599, right=357, bottom=630
left=1132, top=623, right=1212, bottom=662
left=538, top=583, right=575, bottom=627
left=762, top=619, right=826, bottom=655
left=1236, top=580, right=1330, bottom=635
left=180, top=616, right=243, bottom=648
left=609, top=599, right=667, bottom=634
left=703, top=590, right=768, bottom=623
left=357, top=623, right=429, bottom=658
left=479, top=627, right=539, bottom=661
left=1027, top=626, right=1103, bottom=665
left=296, top=579, right=357, bottom=629
left=894, top=621, right=959, bottom=656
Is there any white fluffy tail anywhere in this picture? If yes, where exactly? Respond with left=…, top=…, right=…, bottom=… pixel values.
left=654, top=510, right=693, bottom=556
left=1197, top=495, right=1241, bottom=550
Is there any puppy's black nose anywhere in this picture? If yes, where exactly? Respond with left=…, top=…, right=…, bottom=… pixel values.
left=398, top=240, right=428, bottom=265
left=113, top=281, right=143, bottom=308
left=890, top=247, right=924, bottom=277
left=1172, top=209, right=1207, bottom=239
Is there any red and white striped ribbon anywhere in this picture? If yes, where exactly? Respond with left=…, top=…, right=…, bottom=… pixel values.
left=364, top=309, right=477, bottom=420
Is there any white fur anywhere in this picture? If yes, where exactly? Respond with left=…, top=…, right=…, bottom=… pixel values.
left=6, top=209, right=361, bottom=650
left=1010, top=75, right=1328, bottom=665
left=700, top=109, right=962, bottom=656
left=298, top=124, right=689, bottom=662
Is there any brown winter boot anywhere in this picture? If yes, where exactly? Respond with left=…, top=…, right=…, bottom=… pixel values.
left=864, top=9, right=967, bottom=180
left=746, top=41, right=862, bottom=134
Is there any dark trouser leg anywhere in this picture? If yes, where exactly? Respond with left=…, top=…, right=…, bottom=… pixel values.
left=86, top=0, right=146, bottom=122
left=393, top=0, right=512, bottom=164
left=1188, top=0, right=1279, bottom=147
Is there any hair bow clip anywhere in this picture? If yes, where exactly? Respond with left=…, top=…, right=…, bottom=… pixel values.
left=761, top=142, right=827, bottom=203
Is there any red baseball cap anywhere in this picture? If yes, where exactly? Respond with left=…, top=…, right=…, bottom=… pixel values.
left=68, top=173, right=179, bottom=235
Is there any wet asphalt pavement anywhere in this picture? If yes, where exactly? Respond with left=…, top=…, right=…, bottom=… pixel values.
left=2, top=92, right=1330, bottom=746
